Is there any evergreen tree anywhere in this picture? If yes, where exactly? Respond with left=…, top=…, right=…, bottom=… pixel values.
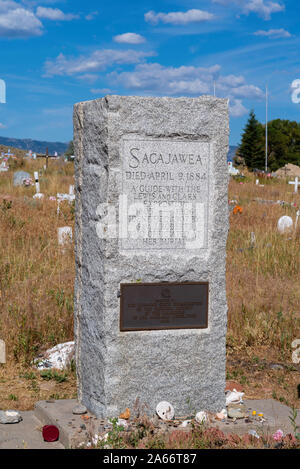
left=266, top=120, right=300, bottom=170
left=239, top=110, right=265, bottom=170
left=65, top=140, right=74, bottom=157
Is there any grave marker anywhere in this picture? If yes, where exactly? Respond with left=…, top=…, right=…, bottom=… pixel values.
left=34, top=171, right=40, bottom=193
left=0, top=161, right=8, bottom=172
left=13, top=171, right=31, bottom=186
left=74, top=95, right=229, bottom=417
left=289, top=177, right=299, bottom=193
left=277, top=215, right=293, bottom=234
left=0, top=339, right=6, bottom=364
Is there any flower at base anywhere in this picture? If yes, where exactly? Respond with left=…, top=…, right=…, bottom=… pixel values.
left=273, top=429, right=284, bottom=441
left=233, top=205, right=243, bottom=215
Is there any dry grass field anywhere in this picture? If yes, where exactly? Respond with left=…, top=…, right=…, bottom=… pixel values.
left=0, top=156, right=299, bottom=414
left=226, top=174, right=300, bottom=408
left=0, top=156, right=76, bottom=409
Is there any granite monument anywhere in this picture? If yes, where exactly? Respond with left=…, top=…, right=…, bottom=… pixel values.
left=74, top=95, right=229, bottom=418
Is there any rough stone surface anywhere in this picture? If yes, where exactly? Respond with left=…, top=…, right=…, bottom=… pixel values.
left=72, top=403, right=87, bottom=415
left=0, top=410, right=22, bottom=424
left=73, top=95, right=229, bottom=418
left=34, top=341, right=75, bottom=370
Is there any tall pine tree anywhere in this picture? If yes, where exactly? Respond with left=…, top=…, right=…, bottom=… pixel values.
left=239, top=110, right=265, bottom=170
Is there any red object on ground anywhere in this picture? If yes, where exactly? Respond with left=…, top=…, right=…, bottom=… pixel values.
left=42, top=425, right=59, bottom=442
left=225, top=380, right=244, bottom=393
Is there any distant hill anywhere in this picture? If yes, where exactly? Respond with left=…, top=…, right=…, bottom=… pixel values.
left=0, top=144, right=27, bottom=158
left=0, top=136, right=237, bottom=160
left=0, top=136, right=68, bottom=155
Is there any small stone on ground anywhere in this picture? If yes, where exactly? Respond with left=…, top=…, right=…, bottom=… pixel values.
left=72, top=404, right=87, bottom=415
left=0, top=410, right=22, bottom=424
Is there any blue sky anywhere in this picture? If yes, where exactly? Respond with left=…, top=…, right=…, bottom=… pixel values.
left=0, top=0, right=299, bottom=145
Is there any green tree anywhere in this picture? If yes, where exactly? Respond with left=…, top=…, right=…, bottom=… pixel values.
left=239, top=110, right=265, bottom=170
left=65, top=140, right=74, bottom=157
left=266, top=119, right=300, bottom=171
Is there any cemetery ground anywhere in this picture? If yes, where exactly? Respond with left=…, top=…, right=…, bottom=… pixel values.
left=0, top=152, right=299, bottom=448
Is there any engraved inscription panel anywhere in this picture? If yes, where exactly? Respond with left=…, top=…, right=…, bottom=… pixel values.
left=121, top=138, right=210, bottom=250
left=120, top=283, right=209, bottom=331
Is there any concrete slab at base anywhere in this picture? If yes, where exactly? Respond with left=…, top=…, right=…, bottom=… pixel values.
left=0, top=411, right=64, bottom=449
left=214, top=399, right=300, bottom=436
left=34, top=399, right=94, bottom=449
left=33, top=398, right=300, bottom=448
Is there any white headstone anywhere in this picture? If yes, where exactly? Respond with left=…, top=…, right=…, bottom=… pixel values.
left=34, top=171, right=40, bottom=193
left=56, top=192, right=75, bottom=214
left=289, top=177, right=299, bottom=194
left=13, top=171, right=31, bottom=186
left=277, top=215, right=293, bottom=234
left=228, top=161, right=239, bottom=176
left=0, top=161, right=8, bottom=172
left=0, top=340, right=6, bottom=364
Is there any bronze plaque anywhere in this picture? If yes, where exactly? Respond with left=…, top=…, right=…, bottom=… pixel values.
left=120, top=282, right=208, bottom=331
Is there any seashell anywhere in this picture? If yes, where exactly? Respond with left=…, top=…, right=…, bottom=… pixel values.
left=156, top=401, right=175, bottom=420
left=195, top=411, right=208, bottom=424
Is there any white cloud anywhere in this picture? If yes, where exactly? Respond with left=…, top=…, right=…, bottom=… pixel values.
left=110, top=63, right=220, bottom=93
left=109, top=62, right=263, bottom=117
left=0, top=0, right=43, bottom=37
left=0, top=122, right=6, bottom=128
left=254, top=28, right=291, bottom=38
left=212, top=0, right=285, bottom=20
left=145, top=9, right=215, bottom=25
left=44, top=49, right=155, bottom=76
left=229, top=99, right=248, bottom=117
left=244, top=0, right=284, bottom=19
left=85, top=11, right=98, bottom=21
left=219, top=82, right=264, bottom=99
left=114, top=32, right=145, bottom=44
left=36, top=7, right=79, bottom=21
left=77, top=73, right=99, bottom=83
left=90, top=88, right=112, bottom=94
